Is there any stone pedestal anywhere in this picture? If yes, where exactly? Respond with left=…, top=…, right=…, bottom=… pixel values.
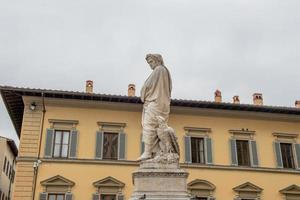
left=130, top=161, right=190, bottom=200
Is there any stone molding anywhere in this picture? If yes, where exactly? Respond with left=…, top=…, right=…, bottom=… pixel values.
left=93, top=176, right=125, bottom=188
left=37, top=158, right=300, bottom=174
left=233, top=182, right=263, bottom=199
left=40, top=175, right=75, bottom=187
left=280, top=184, right=300, bottom=195
left=40, top=175, right=75, bottom=193
left=187, top=179, right=216, bottom=191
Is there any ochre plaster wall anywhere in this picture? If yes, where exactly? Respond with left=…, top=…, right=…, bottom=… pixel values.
left=18, top=97, right=300, bottom=199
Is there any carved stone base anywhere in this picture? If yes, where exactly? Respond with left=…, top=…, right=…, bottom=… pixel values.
left=130, top=161, right=190, bottom=200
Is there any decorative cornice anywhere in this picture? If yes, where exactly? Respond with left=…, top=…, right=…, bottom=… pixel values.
left=233, top=182, right=263, bottom=193
left=280, top=184, right=300, bottom=194
left=48, top=119, right=79, bottom=125
left=40, top=175, right=75, bottom=187
left=273, top=132, right=299, bottom=139
left=93, top=176, right=125, bottom=188
left=188, top=179, right=216, bottom=191
left=184, top=127, right=212, bottom=133
left=229, top=129, right=256, bottom=135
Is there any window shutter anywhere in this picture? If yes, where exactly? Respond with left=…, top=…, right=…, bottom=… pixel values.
left=44, top=129, right=54, bottom=157
left=39, top=193, right=47, bottom=200
left=92, top=193, right=99, bottom=200
left=117, top=194, right=124, bottom=200
left=294, top=143, right=300, bottom=169
left=141, top=134, right=145, bottom=155
left=250, top=140, right=259, bottom=167
left=69, top=130, right=78, bottom=158
left=118, top=132, right=126, bottom=160
left=184, top=136, right=192, bottom=163
left=205, top=137, right=213, bottom=164
left=274, top=142, right=283, bottom=168
left=95, top=132, right=103, bottom=159
left=230, top=139, right=238, bottom=166
left=65, top=193, right=73, bottom=200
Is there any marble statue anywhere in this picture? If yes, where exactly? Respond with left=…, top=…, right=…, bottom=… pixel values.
left=137, top=54, right=179, bottom=164
left=130, top=54, right=190, bottom=200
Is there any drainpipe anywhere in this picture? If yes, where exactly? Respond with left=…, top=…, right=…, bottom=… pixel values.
left=32, top=93, right=46, bottom=200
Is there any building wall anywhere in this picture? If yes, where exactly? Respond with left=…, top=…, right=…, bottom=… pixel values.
left=15, top=96, right=300, bottom=200
left=13, top=97, right=44, bottom=200
left=0, top=137, right=16, bottom=199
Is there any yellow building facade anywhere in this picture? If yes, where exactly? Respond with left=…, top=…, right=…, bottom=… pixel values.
left=1, top=85, right=300, bottom=200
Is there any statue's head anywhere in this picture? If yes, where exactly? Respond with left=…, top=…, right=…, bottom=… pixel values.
left=146, top=54, right=164, bottom=70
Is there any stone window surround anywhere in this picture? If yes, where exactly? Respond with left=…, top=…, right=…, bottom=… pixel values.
left=187, top=179, right=216, bottom=199
left=93, top=176, right=125, bottom=199
left=273, top=132, right=299, bottom=169
left=184, top=127, right=211, bottom=138
left=40, top=175, right=75, bottom=193
left=97, top=122, right=126, bottom=132
left=280, top=184, right=300, bottom=200
left=229, top=129, right=259, bottom=168
left=233, top=182, right=263, bottom=200
left=48, top=119, right=79, bottom=130
left=229, top=129, right=256, bottom=140
left=184, top=127, right=213, bottom=165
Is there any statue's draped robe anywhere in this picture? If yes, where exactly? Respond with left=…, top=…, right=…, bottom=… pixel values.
left=141, top=65, right=172, bottom=152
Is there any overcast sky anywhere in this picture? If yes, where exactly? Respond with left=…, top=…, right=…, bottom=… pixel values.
left=1, top=0, right=300, bottom=144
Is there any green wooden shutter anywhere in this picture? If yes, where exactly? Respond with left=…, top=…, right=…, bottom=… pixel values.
left=95, top=132, right=103, bottom=159
left=274, top=142, right=283, bottom=168
left=205, top=137, right=213, bottom=164
left=294, top=143, right=300, bottom=169
left=44, top=129, right=54, bottom=157
left=92, top=193, right=99, bottom=200
left=69, top=130, right=78, bottom=158
left=184, top=136, right=192, bottom=163
left=230, top=139, right=238, bottom=166
left=39, top=193, right=47, bottom=200
left=65, top=193, right=72, bottom=200
left=118, top=132, right=126, bottom=160
left=250, top=140, right=259, bottom=167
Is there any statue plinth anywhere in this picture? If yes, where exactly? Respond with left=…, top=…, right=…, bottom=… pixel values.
left=130, top=160, right=190, bottom=200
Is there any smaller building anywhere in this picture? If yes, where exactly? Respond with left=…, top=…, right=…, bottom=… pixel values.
left=0, top=136, right=18, bottom=200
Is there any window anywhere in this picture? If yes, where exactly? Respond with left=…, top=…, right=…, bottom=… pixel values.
left=6, top=161, right=9, bottom=176
left=100, top=194, right=116, bottom=200
left=9, top=165, right=12, bottom=179
left=48, top=194, right=65, bottom=200
left=280, top=143, right=295, bottom=169
left=93, top=177, right=125, bottom=200
left=11, top=170, right=15, bottom=183
left=3, top=157, right=6, bottom=172
left=53, top=130, right=70, bottom=158
left=40, top=175, right=74, bottom=200
left=236, top=140, right=251, bottom=166
left=191, top=137, right=205, bottom=164
left=103, top=132, right=119, bottom=160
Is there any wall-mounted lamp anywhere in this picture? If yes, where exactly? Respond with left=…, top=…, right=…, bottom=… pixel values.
left=30, top=102, right=37, bottom=111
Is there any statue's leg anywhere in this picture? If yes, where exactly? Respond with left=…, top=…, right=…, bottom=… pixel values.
left=137, top=103, right=158, bottom=161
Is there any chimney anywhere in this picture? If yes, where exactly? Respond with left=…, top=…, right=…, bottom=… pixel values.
left=253, top=93, right=263, bottom=105
left=295, top=100, right=300, bottom=108
left=128, top=84, right=136, bottom=97
left=233, top=96, right=240, bottom=104
left=214, top=90, right=222, bottom=103
left=86, top=80, right=93, bottom=93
